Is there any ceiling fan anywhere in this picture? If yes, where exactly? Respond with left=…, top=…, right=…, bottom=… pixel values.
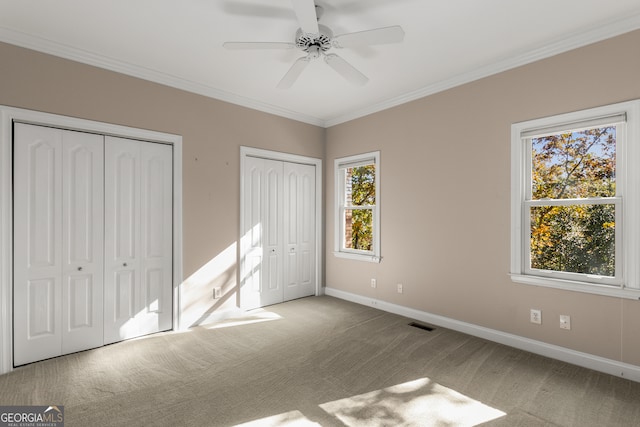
left=223, top=0, right=405, bottom=89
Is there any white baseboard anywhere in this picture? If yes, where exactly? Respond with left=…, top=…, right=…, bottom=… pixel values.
left=324, top=286, right=640, bottom=383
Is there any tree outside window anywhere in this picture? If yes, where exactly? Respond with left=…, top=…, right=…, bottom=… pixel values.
left=335, top=151, right=380, bottom=262
left=344, top=165, right=375, bottom=251
left=529, top=126, right=616, bottom=277
left=511, top=101, right=640, bottom=297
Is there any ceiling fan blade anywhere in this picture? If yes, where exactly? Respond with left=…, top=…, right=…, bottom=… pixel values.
left=333, top=25, right=405, bottom=48
left=277, top=56, right=311, bottom=89
left=223, top=42, right=295, bottom=50
left=324, top=54, right=368, bottom=86
left=291, top=0, right=319, bottom=35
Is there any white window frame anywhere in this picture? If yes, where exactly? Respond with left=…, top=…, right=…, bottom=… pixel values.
left=511, top=100, right=640, bottom=299
left=334, top=151, right=381, bottom=263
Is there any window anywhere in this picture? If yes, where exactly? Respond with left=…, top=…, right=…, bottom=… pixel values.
left=335, top=151, right=381, bottom=262
left=511, top=100, right=640, bottom=298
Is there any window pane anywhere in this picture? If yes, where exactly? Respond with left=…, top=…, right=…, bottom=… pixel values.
left=344, top=208, right=373, bottom=251
left=531, top=126, right=616, bottom=199
left=530, top=204, right=615, bottom=276
left=345, top=165, right=375, bottom=206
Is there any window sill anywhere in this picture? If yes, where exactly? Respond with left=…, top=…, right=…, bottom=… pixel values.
left=510, top=274, right=640, bottom=300
left=334, top=251, right=382, bottom=263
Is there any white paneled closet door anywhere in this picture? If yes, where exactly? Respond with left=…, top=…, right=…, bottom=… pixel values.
left=283, top=162, right=316, bottom=301
left=13, top=124, right=104, bottom=366
left=103, top=137, right=172, bottom=344
left=140, top=141, right=173, bottom=335
left=241, top=156, right=316, bottom=310
left=241, top=157, right=284, bottom=310
left=61, top=130, right=105, bottom=354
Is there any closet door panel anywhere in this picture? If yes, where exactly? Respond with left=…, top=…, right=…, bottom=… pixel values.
left=240, top=158, right=284, bottom=309
left=115, top=270, right=136, bottom=319
left=139, top=141, right=173, bottom=333
left=299, top=169, right=315, bottom=290
left=262, top=160, right=283, bottom=304
left=104, top=136, right=142, bottom=344
left=114, top=151, right=138, bottom=260
left=283, top=163, right=315, bottom=301
left=27, top=279, right=56, bottom=337
left=61, top=130, right=104, bottom=353
left=104, top=137, right=173, bottom=343
left=13, top=124, right=63, bottom=365
left=241, top=157, right=265, bottom=310
left=284, top=169, right=299, bottom=292
left=67, top=276, right=93, bottom=329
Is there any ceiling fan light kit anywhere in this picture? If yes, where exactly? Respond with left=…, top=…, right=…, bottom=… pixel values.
left=223, top=0, right=405, bottom=89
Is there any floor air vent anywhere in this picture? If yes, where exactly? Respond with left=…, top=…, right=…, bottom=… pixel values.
left=408, top=322, right=435, bottom=332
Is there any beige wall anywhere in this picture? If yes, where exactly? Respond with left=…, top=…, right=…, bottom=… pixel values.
left=0, top=41, right=325, bottom=328
left=326, top=30, right=640, bottom=365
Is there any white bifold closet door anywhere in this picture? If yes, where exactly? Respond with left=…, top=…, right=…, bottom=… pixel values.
left=13, top=125, right=173, bottom=366
left=283, top=162, right=316, bottom=301
left=243, top=158, right=284, bottom=309
left=103, top=136, right=173, bottom=344
left=13, top=124, right=104, bottom=366
left=241, top=157, right=315, bottom=310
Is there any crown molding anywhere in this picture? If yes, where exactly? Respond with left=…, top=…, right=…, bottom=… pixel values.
left=0, top=27, right=325, bottom=128
left=2, top=10, right=640, bottom=129
left=324, top=11, right=640, bottom=127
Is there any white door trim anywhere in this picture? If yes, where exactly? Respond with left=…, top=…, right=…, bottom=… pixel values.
left=239, top=146, right=323, bottom=308
left=0, top=106, right=183, bottom=375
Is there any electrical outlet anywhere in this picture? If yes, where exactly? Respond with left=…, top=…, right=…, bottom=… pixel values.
left=530, top=309, right=542, bottom=324
left=560, top=315, right=571, bottom=330
left=213, top=287, right=222, bottom=299
left=397, top=283, right=403, bottom=294
left=371, top=278, right=377, bottom=288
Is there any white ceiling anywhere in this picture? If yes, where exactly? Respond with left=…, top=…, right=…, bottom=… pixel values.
left=1, top=0, right=640, bottom=127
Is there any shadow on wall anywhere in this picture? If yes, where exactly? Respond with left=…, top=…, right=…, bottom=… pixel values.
left=180, top=241, right=238, bottom=328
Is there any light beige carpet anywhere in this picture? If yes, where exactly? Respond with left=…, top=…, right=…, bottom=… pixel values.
left=1, top=296, right=640, bottom=426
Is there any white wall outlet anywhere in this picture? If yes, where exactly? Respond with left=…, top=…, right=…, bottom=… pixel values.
left=397, top=283, right=403, bottom=294
left=213, top=287, right=222, bottom=299
left=371, top=278, right=377, bottom=288
left=560, top=315, right=571, bottom=330
left=530, top=309, right=542, bottom=324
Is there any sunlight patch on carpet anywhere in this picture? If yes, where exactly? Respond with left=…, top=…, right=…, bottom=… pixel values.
left=233, top=410, right=320, bottom=427
left=319, top=377, right=506, bottom=427
left=204, top=310, right=282, bottom=329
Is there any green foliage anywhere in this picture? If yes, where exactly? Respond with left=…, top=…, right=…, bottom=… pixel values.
left=531, top=205, right=615, bottom=275
left=530, top=127, right=616, bottom=276
left=351, top=209, right=373, bottom=251
left=532, top=127, right=616, bottom=199
left=347, top=165, right=375, bottom=251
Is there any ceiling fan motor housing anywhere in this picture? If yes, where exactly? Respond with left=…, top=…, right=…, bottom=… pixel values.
left=296, top=24, right=333, bottom=56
